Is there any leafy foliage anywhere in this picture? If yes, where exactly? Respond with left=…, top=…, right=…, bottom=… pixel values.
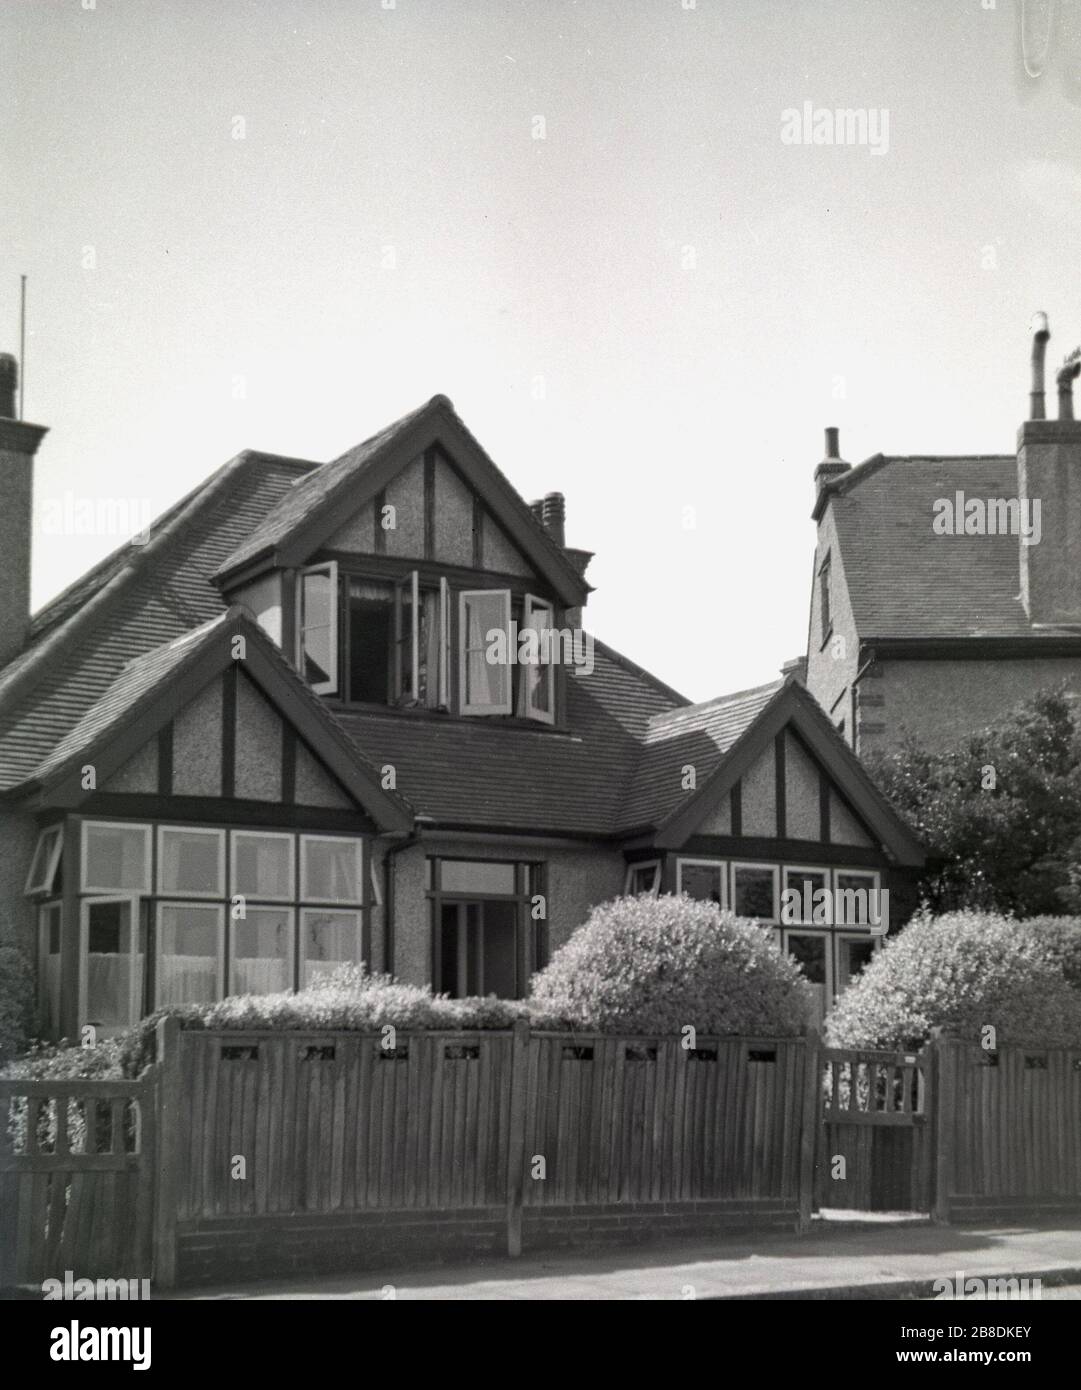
left=825, top=909, right=1081, bottom=1050
left=529, top=894, right=813, bottom=1036
left=865, top=688, right=1081, bottom=915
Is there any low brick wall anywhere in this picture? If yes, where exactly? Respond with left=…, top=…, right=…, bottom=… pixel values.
left=176, top=1200, right=800, bottom=1286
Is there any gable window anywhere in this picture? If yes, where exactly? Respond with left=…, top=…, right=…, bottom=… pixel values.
left=460, top=589, right=512, bottom=715
left=676, top=858, right=725, bottom=905
left=81, top=822, right=152, bottom=894
left=624, top=860, right=661, bottom=897
left=818, top=553, right=833, bottom=642
left=298, top=561, right=338, bottom=694
left=25, top=825, right=63, bottom=896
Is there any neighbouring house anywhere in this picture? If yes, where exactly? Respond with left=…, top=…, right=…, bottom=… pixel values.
left=0, top=356, right=923, bottom=1041
left=804, top=314, right=1081, bottom=756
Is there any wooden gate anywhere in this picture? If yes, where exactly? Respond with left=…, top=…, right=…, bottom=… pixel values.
left=0, top=1078, right=156, bottom=1288
left=816, top=1046, right=934, bottom=1212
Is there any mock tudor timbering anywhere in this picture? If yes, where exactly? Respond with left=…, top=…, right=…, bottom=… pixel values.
left=0, top=372, right=921, bottom=1041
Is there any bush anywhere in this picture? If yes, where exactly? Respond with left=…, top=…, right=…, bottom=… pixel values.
left=529, top=894, right=813, bottom=1036
left=0, top=943, right=36, bottom=1065
left=826, top=909, right=1081, bottom=1050
left=1021, top=916, right=1081, bottom=989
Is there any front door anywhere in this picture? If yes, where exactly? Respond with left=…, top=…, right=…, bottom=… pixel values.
left=439, top=900, right=519, bottom=997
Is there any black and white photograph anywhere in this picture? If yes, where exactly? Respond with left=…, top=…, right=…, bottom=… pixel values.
left=2, top=0, right=1081, bottom=1362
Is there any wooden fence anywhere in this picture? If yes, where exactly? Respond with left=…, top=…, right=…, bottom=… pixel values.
left=936, top=1040, right=1081, bottom=1222
left=0, top=1077, right=155, bottom=1287
left=158, top=1021, right=814, bottom=1281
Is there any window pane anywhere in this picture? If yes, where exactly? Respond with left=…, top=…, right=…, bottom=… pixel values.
left=233, top=833, right=294, bottom=899
left=835, top=872, right=876, bottom=925
left=231, top=908, right=293, bottom=995
left=83, top=823, right=149, bottom=892
left=158, top=904, right=221, bottom=1005
left=300, top=909, right=361, bottom=986
left=303, top=625, right=333, bottom=687
left=39, top=906, right=62, bottom=1035
left=787, top=932, right=827, bottom=984
left=159, top=828, right=224, bottom=896
left=348, top=580, right=393, bottom=704
left=462, top=592, right=509, bottom=709
left=27, top=827, right=62, bottom=893
left=85, top=899, right=139, bottom=1028
left=439, top=860, right=516, bottom=895
left=302, top=570, right=332, bottom=628
left=732, top=866, right=776, bottom=920
left=302, top=838, right=361, bottom=902
left=783, top=869, right=828, bottom=924
left=679, top=862, right=723, bottom=904
left=628, top=863, right=659, bottom=896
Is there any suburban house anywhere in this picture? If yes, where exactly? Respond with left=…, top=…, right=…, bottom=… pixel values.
left=804, top=314, right=1081, bottom=755
left=0, top=357, right=923, bottom=1042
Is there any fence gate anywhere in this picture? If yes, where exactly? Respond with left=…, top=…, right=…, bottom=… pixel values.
left=816, top=1046, right=933, bottom=1212
left=0, top=1078, right=156, bottom=1289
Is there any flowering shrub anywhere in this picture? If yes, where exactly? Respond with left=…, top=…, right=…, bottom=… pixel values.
left=1021, top=916, right=1081, bottom=989
left=826, top=909, right=1081, bottom=1050
left=529, top=894, right=813, bottom=1036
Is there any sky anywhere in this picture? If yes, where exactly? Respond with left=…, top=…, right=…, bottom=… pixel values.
left=5, top=0, right=1081, bottom=702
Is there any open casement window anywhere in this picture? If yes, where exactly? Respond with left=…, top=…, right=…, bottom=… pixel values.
left=297, top=561, right=338, bottom=694
left=353, top=571, right=450, bottom=709
left=80, top=896, right=144, bottom=1037
left=25, top=824, right=63, bottom=896
left=624, top=860, right=661, bottom=897
left=459, top=589, right=513, bottom=716
left=518, top=593, right=555, bottom=724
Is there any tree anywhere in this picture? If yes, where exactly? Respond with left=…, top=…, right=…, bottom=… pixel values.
left=865, top=687, right=1081, bottom=916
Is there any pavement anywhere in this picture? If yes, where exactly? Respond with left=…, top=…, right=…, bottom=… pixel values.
left=175, top=1213, right=1081, bottom=1300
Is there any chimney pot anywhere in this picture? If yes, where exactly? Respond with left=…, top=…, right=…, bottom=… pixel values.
left=1057, top=350, right=1081, bottom=422
left=541, top=491, right=566, bottom=548
left=824, top=426, right=841, bottom=460
left=1030, top=311, right=1052, bottom=421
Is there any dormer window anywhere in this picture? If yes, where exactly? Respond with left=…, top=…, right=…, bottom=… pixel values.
left=297, top=563, right=557, bottom=722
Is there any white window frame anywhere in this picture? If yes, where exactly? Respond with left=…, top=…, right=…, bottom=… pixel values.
left=230, top=829, right=296, bottom=903
left=624, top=860, right=661, bottom=897
left=80, top=820, right=152, bottom=895
left=37, top=901, right=63, bottom=1033
left=521, top=592, right=555, bottom=725
left=299, top=906, right=363, bottom=987
left=835, top=931, right=881, bottom=994
left=80, top=894, right=142, bottom=1035
left=25, top=824, right=64, bottom=896
left=297, top=560, right=339, bottom=695
left=675, top=857, right=727, bottom=907
left=780, top=864, right=833, bottom=926
left=730, top=861, right=780, bottom=924
left=156, top=825, right=226, bottom=900
left=782, top=925, right=833, bottom=1014
left=155, top=900, right=226, bottom=1006
left=459, top=588, right=512, bottom=716
left=299, top=834, right=364, bottom=905
left=831, top=868, right=881, bottom=930
left=228, top=905, right=296, bottom=996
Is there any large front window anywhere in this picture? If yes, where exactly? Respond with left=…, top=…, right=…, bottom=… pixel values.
left=426, top=858, right=544, bottom=999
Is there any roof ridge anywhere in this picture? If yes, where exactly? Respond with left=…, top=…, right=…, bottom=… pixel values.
left=0, top=451, right=266, bottom=716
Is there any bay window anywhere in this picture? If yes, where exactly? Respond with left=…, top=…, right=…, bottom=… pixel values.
left=731, top=863, right=779, bottom=922
left=301, top=835, right=363, bottom=903
left=158, top=826, right=225, bottom=898
left=157, top=902, right=224, bottom=1006
left=300, top=908, right=363, bottom=985
left=676, top=858, right=725, bottom=905
left=82, top=897, right=144, bottom=1033
left=230, top=906, right=294, bottom=994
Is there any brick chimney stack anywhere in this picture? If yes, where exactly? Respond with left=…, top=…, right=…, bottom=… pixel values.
left=0, top=354, right=49, bottom=667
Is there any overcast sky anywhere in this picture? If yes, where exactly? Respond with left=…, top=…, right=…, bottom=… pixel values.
left=5, top=0, right=1081, bottom=701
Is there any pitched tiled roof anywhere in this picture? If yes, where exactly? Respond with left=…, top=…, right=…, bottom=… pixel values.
left=0, top=451, right=317, bottom=790
left=335, top=639, right=686, bottom=837
left=825, top=454, right=1080, bottom=640
left=618, top=680, right=782, bottom=832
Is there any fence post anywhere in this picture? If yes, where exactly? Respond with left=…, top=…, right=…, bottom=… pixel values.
left=153, top=1016, right=182, bottom=1289
left=797, top=1028, right=821, bottom=1232
left=931, top=1028, right=954, bottom=1225
left=505, top=1020, right=530, bottom=1258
